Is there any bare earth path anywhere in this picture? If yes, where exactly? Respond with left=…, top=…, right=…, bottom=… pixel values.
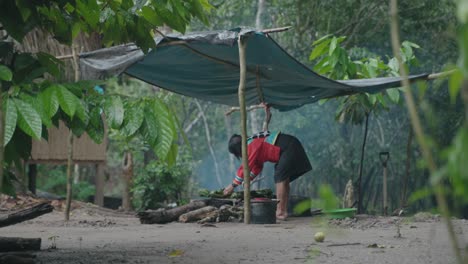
left=1, top=208, right=467, bottom=264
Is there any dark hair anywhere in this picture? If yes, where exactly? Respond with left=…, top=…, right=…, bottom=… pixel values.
left=228, top=134, right=242, bottom=159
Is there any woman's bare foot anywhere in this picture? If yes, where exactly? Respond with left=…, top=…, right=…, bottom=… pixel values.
left=276, top=212, right=288, bottom=221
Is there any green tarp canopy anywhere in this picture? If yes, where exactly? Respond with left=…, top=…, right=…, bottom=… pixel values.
left=80, top=28, right=428, bottom=111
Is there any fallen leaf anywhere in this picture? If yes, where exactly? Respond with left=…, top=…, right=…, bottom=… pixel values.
left=168, top=249, right=184, bottom=257
left=367, top=243, right=386, bottom=248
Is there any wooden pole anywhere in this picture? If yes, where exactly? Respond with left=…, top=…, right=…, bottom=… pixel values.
left=383, top=163, right=388, bottom=216
left=238, top=34, right=251, bottom=224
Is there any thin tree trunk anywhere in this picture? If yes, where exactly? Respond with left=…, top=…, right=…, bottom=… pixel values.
left=64, top=42, right=79, bottom=221
left=195, top=100, right=223, bottom=188
left=357, top=112, right=370, bottom=214
left=255, top=0, right=266, bottom=29
left=389, top=2, right=462, bottom=262
left=122, top=152, right=133, bottom=211
left=238, top=35, right=251, bottom=224
left=400, top=127, right=413, bottom=208
left=64, top=129, right=74, bottom=221
left=94, top=164, right=105, bottom=207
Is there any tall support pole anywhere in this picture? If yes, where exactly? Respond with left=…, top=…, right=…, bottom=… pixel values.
left=379, top=152, right=389, bottom=216
left=238, top=34, right=251, bottom=224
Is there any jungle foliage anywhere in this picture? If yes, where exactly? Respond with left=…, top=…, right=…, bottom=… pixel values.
left=0, top=0, right=212, bottom=195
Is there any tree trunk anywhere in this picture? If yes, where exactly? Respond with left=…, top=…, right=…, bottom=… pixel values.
left=0, top=202, right=53, bottom=228
left=64, top=129, right=74, bottom=221
left=238, top=35, right=251, bottom=224
left=138, top=200, right=207, bottom=224
left=27, top=164, right=37, bottom=194
left=178, top=206, right=217, bottom=223
left=400, top=127, right=413, bottom=208
left=195, top=100, right=223, bottom=188
left=122, top=152, right=133, bottom=211
left=0, top=237, right=41, bottom=252
left=357, top=112, right=370, bottom=214
left=94, top=164, right=105, bottom=207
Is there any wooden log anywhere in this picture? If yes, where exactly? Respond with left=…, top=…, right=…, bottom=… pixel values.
left=138, top=200, right=207, bottom=224
left=179, top=206, right=217, bottom=223
left=0, top=237, right=41, bottom=252
left=0, top=253, right=36, bottom=264
left=0, top=203, right=53, bottom=228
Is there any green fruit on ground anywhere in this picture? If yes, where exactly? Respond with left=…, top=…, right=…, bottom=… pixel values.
left=314, top=231, right=325, bottom=242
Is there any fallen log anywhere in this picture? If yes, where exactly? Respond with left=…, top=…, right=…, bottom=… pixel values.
left=138, top=200, right=207, bottom=224
left=179, top=206, right=217, bottom=223
left=0, top=253, right=36, bottom=264
left=0, top=237, right=41, bottom=252
left=0, top=202, right=53, bottom=228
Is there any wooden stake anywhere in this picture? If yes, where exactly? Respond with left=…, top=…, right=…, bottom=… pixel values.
left=238, top=34, right=251, bottom=224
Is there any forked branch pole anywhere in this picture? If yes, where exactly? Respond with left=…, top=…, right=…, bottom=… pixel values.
left=238, top=35, right=251, bottom=224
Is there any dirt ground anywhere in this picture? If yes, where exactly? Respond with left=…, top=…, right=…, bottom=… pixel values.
left=2, top=203, right=468, bottom=264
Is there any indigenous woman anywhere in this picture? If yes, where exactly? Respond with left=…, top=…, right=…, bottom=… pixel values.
left=224, top=131, right=312, bottom=220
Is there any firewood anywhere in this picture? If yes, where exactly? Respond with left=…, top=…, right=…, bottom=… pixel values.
left=179, top=206, right=217, bottom=223
left=137, top=200, right=207, bottom=224
left=0, top=202, right=53, bottom=228
left=0, top=237, right=41, bottom=252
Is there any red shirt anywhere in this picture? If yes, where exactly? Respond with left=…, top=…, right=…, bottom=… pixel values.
left=233, top=137, right=280, bottom=185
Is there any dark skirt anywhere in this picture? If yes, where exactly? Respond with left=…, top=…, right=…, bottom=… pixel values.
left=274, top=134, right=312, bottom=183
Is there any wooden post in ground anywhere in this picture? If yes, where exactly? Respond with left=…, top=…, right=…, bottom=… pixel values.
left=237, top=34, right=251, bottom=224
left=94, top=164, right=105, bottom=207
left=28, top=164, right=37, bottom=194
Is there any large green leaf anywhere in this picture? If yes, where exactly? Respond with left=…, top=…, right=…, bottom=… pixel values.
left=86, top=107, right=104, bottom=144
left=56, top=85, right=79, bottom=118
left=20, top=93, right=52, bottom=128
left=0, top=65, right=13, bottom=81
left=104, top=96, right=124, bottom=129
left=38, top=86, right=60, bottom=118
left=13, top=98, right=42, bottom=139
left=386, top=88, right=400, bottom=103
left=4, top=98, right=17, bottom=145
left=146, top=99, right=176, bottom=160
left=121, top=102, right=144, bottom=137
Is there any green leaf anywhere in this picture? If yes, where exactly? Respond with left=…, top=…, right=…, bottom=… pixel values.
left=329, top=37, right=338, bottom=56
left=38, top=86, right=60, bottom=118
left=386, top=88, right=400, bottom=104
left=448, top=68, right=463, bottom=103
left=141, top=6, right=163, bottom=26
left=104, top=96, right=125, bottom=129
left=20, top=93, right=52, bottom=128
left=121, top=103, right=144, bottom=137
left=0, top=65, right=13, bottom=81
left=309, top=40, right=330, bottom=61
left=86, top=107, right=104, bottom=144
left=4, top=98, right=17, bottom=145
left=56, top=85, right=79, bottom=118
left=145, top=98, right=176, bottom=160
left=37, top=52, right=62, bottom=78
left=13, top=98, right=42, bottom=139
